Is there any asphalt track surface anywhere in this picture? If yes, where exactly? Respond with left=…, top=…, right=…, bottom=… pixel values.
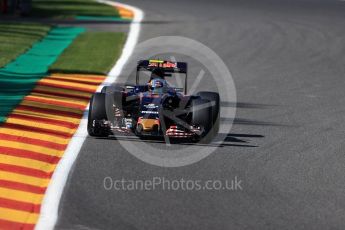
left=56, top=0, right=345, bottom=229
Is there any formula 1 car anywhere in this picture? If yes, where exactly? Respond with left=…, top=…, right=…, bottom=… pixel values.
left=87, top=60, right=220, bottom=142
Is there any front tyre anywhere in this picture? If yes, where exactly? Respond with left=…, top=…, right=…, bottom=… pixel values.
left=101, top=84, right=125, bottom=94
left=191, top=98, right=213, bottom=143
left=87, top=93, right=108, bottom=137
left=197, top=91, right=220, bottom=136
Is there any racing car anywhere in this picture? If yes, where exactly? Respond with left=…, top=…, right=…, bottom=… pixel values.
left=87, top=59, right=220, bottom=143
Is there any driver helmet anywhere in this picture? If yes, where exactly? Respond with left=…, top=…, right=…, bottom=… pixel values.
left=148, top=78, right=167, bottom=94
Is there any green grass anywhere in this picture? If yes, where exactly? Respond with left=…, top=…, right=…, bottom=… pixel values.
left=32, top=0, right=120, bottom=18
left=50, top=32, right=126, bottom=74
left=0, top=26, right=84, bottom=124
left=0, top=23, right=51, bottom=68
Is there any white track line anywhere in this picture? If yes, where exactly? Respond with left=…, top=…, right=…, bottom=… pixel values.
left=35, top=2, right=143, bottom=230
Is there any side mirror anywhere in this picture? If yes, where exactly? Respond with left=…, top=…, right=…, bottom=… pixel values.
left=174, top=87, right=184, bottom=93
left=125, top=85, right=135, bottom=89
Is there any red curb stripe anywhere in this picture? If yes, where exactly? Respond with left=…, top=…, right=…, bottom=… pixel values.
left=0, top=180, right=46, bottom=194
left=33, top=89, right=91, bottom=100
left=0, top=73, right=105, bottom=227
left=0, top=147, right=60, bottom=164
left=17, top=105, right=83, bottom=118
left=50, top=74, right=106, bottom=81
left=37, top=81, right=97, bottom=93
left=8, top=114, right=78, bottom=130
left=25, top=96, right=87, bottom=110
left=2, top=123, right=73, bottom=139
left=0, top=163, right=52, bottom=178
left=0, top=219, right=35, bottom=230
left=0, top=133, right=67, bottom=151
left=30, top=92, right=90, bottom=105
left=0, top=197, right=41, bottom=213
left=48, top=76, right=103, bottom=85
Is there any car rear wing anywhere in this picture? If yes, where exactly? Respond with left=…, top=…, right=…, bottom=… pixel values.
left=136, top=60, right=188, bottom=94
left=137, top=60, right=187, bottom=73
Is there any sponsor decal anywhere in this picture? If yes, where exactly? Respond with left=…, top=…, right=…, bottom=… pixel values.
left=144, top=103, right=158, bottom=109
left=148, top=60, right=177, bottom=68
left=141, top=110, right=159, bottom=114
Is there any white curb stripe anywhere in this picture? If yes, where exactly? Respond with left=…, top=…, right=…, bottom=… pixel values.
left=35, top=2, right=143, bottom=230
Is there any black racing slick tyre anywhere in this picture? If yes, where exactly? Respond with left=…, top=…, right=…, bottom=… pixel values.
left=197, top=91, right=220, bottom=136
left=191, top=98, right=212, bottom=142
left=87, top=93, right=108, bottom=137
left=101, top=84, right=125, bottom=94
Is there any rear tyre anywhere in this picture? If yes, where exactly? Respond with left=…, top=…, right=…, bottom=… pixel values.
left=191, top=98, right=213, bottom=143
left=87, top=93, right=108, bottom=137
left=197, top=91, right=220, bottom=136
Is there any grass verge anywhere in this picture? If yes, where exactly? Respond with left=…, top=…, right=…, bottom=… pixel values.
left=32, top=0, right=120, bottom=18
left=49, top=32, right=126, bottom=75
left=0, top=23, right=51, bottom=68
